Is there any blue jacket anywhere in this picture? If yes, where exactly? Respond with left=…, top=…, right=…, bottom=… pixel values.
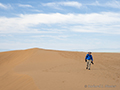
left=85, top=54, right=93, bottom=61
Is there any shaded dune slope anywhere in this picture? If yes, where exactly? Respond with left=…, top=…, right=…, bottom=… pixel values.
left=0, top=49, right=40, bottom=90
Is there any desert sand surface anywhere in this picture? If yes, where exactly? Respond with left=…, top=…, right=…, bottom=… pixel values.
left=0, top=48, right=120, bottom=90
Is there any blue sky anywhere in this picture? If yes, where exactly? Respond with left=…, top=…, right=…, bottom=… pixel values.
left=0, top=0, right=120, bottom=52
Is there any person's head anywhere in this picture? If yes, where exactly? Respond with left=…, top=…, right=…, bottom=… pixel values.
left=88, top=52, right=92, bottom=55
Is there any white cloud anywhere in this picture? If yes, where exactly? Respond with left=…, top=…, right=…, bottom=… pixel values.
left=70, top=24, right=120, bottom=34
left=0, top=3, right=7, bottom=9
left=90, top=0, right=120, bottom=8
left=32, top=35, right=68, bottom=40
left=42, top=1, right=120, bottom=9
left=18, top=4, right=33, bottom=8
left=0, top=12, right=120, bottom=34
left=31, top=9, right=42, bottom=12
left=0, top=34, right=12, bottom=37
left=42, top=1, right=82, bottom=9
left=105, top=0, right=120, bottom=8
left=0, top=3, right=12, bottom=9
left=59, top=1, right=82, bottom=8
left=42, top=2, right=55, bottom=7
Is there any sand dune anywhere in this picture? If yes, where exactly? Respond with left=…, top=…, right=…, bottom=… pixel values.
left=0, top=48, right=120, bottom=90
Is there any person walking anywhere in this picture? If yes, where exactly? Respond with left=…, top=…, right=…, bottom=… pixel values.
left=85, top=52, right=94, bottom=70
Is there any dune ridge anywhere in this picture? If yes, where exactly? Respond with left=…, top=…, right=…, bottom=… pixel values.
left=0, top=48, right=120, bottom=90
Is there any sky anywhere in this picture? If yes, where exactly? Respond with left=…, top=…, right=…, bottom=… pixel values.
left=0, top=0, right=120, bottom=52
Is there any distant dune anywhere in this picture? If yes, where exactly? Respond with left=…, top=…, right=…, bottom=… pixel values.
left=0, top=48, right=120, bottom=90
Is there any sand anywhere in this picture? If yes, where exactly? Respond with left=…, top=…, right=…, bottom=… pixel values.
left=0, top=48, right=120, bottom=90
